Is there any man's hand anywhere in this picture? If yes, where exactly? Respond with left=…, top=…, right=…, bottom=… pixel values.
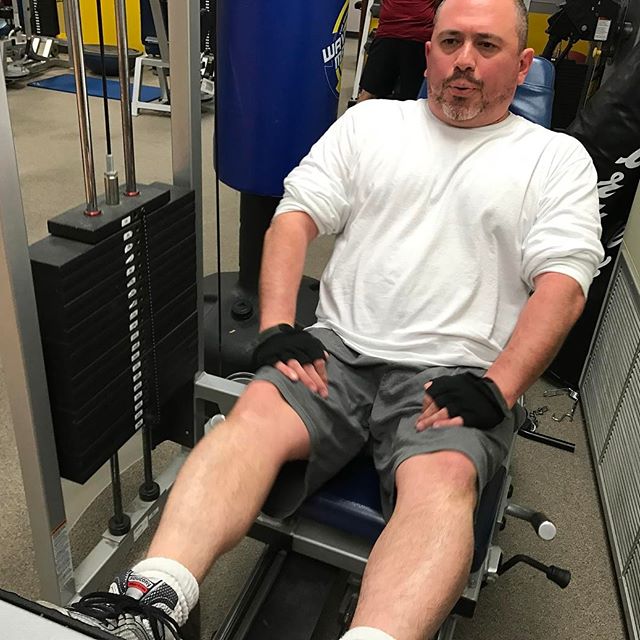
left=416, top=373, right=509, bottom=431
left=253, top=325, right=330, bottom=398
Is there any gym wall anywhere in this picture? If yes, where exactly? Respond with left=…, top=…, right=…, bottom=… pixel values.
left=56, top=0, right=144, bottom=53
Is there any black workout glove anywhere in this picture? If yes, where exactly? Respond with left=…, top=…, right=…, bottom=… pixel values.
left=426, top=372, right=510, bottom=430
left=253, top=323, right=327, bottom=370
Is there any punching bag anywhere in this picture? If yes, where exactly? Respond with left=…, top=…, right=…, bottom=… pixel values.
left=216, top=0, right=349, bottom=196
left=204, top=0, right=349, bottom=375
left=547, top=42, right=640, bottom=388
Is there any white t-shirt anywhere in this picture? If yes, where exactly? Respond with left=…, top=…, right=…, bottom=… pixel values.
left=274, top=99, right=604, bottom=369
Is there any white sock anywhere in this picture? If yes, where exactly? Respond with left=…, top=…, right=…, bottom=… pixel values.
left=132, top=557, right=199, bottom=626
left=341, top=627, right=397, bottom=640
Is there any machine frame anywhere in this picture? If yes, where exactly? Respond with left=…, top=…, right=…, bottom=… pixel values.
left=0, top=0, right=203, bottom=607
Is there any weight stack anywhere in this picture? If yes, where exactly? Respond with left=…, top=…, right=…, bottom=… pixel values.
left=29, top=182, right=198, bottom=483
left=31, top=0, right=60, bottom=37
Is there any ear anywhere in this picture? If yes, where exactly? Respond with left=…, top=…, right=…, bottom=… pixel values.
left=517, top=47, right=535, bottom=85
left=425, top=41, right=431, bottom=77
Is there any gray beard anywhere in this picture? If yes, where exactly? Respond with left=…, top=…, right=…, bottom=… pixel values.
left=431, top=82, right=487, bottom=122
left=436, top=87, right=513, bottom=123
left=441, top=98, right=486, bottom=122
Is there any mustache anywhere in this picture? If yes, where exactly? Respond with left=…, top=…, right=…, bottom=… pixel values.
left=443, top=71, right=483, bottom=88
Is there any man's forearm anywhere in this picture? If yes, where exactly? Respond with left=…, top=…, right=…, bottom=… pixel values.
left=259, top=212, right=318, bottom=332
left=485, top=272, right=586, bottom=408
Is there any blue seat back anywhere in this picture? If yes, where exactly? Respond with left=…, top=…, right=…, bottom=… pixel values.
left=417, top=56, right=555, bottom=128
left=510, top=56, right=555, bottom=128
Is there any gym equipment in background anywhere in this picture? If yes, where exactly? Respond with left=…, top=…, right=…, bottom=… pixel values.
left=131, top=0, right=215, bottom=115
left=19, top=0, right=59, bottom=37
left=541, top=0, right=634, bottom=130
left=547, top=40, right=640, bottom=388
left=205, top=0, right=350, bottom=375
left=0, top=0, right=65, bottom=81
left=28, top=0, right=198, bottom=484
left=132, top=0, right=169, bottom=115
left=541, top=0, right=625, bottom=63
left=140, top=0, right=214, bottom=56
left=83, top=43, right=140, bottom=76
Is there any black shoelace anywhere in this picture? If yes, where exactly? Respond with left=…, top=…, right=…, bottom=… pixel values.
left=70, top=592, right=185, bottom=640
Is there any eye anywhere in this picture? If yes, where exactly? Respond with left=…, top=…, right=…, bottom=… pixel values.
left=478, top=41, right=497, bottom=50
left=441, top=38, right=459, bottom=47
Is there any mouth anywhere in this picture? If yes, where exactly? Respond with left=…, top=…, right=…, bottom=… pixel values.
left=448, top=83, right=477, bottom=92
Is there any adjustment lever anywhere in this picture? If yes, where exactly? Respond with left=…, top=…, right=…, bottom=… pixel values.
left=498, top=554, right=571, bottom=589
left=518, top=415, right=575, bottom=453
left=505, top=503, right=557, bottom=540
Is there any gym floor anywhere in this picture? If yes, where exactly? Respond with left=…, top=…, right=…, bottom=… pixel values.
left=0, top=38, right=628, bottom=639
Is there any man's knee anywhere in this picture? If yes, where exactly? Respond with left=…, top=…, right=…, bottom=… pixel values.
left=395, top=451, right=478, bottom=506
left=225, top=379, right=312, bottom=462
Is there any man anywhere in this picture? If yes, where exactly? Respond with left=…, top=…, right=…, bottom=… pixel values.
left=53, top=0, right=603, bottom=638
left=358, top=0, right=439, bottom=102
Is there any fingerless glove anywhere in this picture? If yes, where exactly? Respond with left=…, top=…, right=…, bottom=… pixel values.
left=427, top=372, right=509, bottom=430
left=253, top=324, right=326, bottom=369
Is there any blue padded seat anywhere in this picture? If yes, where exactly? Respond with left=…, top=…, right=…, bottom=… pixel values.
left=296, top=61, right=554, bottom=574
left=299, top=455, right=385, bottom=542
left=417, top=56, right=555, bottom=129
left=299, top=454, right=507, bottom=572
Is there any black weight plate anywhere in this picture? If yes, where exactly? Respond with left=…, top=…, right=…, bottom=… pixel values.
left=40, top=291, right=151, bottom=345
left=44, top=333, right=151, bottom=408
left=47, top=184, right=171, bottom=244
left=51, top=370, right=154, bottom=448
left=55, top=410, right=141, bottom=483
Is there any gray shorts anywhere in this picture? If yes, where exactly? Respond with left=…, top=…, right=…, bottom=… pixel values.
left=255, top=328, right=517, bottom=521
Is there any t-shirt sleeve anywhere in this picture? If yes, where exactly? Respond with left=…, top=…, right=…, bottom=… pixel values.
left=521, top=137, right=605, bottom=298
left=273, top=107, right=360, bottom=236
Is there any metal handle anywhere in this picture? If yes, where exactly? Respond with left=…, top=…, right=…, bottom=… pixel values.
left=505, top=503, right=557, bottom=540
left=114, top=0, right=138, bottom=196
left=63, top=0, right=101, bottom=216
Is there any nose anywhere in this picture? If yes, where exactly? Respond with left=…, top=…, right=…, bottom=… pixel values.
left=453, top=42, right=476, bottom=72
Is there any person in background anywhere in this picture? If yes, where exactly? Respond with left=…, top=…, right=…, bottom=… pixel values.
left=358, top=0, right=441, bottom=101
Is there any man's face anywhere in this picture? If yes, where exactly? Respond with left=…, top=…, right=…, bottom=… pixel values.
left=425, top=0, right=534, bottom=128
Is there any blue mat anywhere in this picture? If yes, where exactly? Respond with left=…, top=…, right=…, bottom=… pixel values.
left=28, top=74, right=162, bottom=103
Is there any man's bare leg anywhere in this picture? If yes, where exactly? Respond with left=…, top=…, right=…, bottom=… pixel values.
left=350, top=451, right=477, bottom=640
left=147, top=380, right=311, bottom=582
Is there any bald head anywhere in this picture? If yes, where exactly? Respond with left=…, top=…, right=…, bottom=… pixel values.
left=435, top=0, right=529, bottom=51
